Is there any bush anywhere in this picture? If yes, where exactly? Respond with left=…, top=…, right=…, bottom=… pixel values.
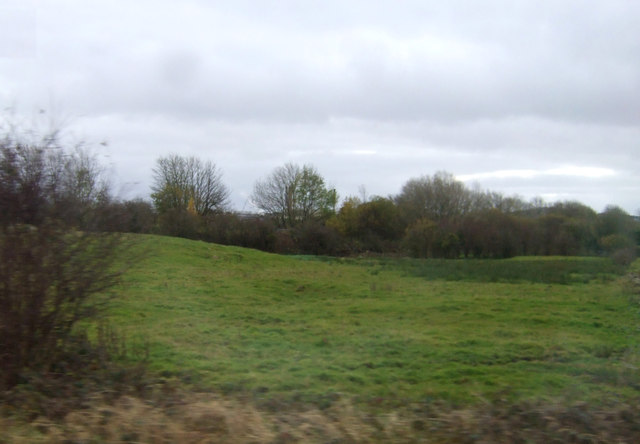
left=294, top=220, right=344, bottom=256
left=95, top=198, right=157, bottom=234
left=0, top=127, right=127, bottom=390
left=273, top=229, right=297, bottom=254
left=599, top=233, right=635, bottom=253
left=0, top=221, right=124, bottom=390
left=611, top=247, right=637, bottom=267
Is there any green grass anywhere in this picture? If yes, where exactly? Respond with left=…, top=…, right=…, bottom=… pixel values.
left=307, top=254, right=627, bottom=284
left=110, top=235, right=640, bottom=406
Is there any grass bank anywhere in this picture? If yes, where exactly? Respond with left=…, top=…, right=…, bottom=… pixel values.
left=109, top=235, right=640, bottom=406
left=4, top=234, right=640, bottom=442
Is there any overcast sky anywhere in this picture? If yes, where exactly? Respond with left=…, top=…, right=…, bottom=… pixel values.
left=1, top=0, right=638, bottom=213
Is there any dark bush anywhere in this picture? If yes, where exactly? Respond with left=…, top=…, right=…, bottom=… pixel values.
left=273, top=229, right=297, bottom=254
left=0, top=129, right=127, bottom=390
left=157, top=208, right=200, bottom=239
left=294, top=220, right=344, bottom=256
left=95, top=198, right=157, bottom=234
left=0, top=216, right=124, bottom=390
left=195, top=212, right=277, bottom=252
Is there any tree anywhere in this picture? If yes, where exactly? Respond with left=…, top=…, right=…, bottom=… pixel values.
left=151, top=154, right=229, bottom=217
left=0, top=137, right=110, bottom=229
left=459, top=209, right=523, bottom=258
left=0, top=127, right=124, bottom=389
left=547, top=201, right=598, bottom=255
left=598, top=205, right=637, bottom=240
left=355, top=197, right=403, bottom=245
left=251, top=163, right=337, bottom=228
left=330, top=196, right=362, bottom=239
left=329, top=196, right=402, bottom=253
left=404, top=218, right=439, bottom=258
left=396, top=171, right=472, bottom=225
left=51, top=147, right=111, bottom=227
left=597, top=205, right=638, bottom=261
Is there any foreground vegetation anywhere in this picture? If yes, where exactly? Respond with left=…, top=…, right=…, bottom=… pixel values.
left=3, top=234, right=640, bottom=442
left=2, top=126, right=639, bottom=442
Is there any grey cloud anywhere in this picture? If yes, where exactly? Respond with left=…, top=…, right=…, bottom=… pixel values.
left=70, top=110, right=638, bottom=213
left=35, top=0, right=639, bottom=126
left=2, top=1, right=638, bottom=213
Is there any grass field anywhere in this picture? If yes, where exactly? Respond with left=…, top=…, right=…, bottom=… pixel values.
left=110, top=234, right=640, bottom=407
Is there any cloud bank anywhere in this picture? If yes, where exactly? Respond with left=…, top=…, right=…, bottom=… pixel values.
left=1, top=0, right=638, bottom=213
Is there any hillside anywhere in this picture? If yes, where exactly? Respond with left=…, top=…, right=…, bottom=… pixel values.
left=112, top=234, right=640, bottom=405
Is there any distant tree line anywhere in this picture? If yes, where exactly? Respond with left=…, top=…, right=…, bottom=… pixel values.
left=104, top=154, right=637, bottom=264
left=15, top=147, right=633, bottom=263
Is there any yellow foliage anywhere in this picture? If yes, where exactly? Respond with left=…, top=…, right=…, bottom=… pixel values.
left=187, top=197, right=197, bottom=216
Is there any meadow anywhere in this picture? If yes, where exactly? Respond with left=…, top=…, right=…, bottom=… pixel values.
left=4, top=233, right=640, bottom=442
left=112, top=235, right=639, bottom=407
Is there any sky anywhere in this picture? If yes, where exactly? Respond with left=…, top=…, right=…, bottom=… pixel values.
left=1, top=0, right=638, bottom=214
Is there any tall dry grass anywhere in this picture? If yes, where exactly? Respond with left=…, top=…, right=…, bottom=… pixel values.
left=3, top=388, right=640, bottom=443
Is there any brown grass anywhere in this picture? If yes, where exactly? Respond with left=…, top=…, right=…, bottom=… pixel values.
left=3, top=385, right=640, bottom=443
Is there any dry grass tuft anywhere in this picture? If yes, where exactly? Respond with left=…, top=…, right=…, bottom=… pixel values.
left=3, top=395, right=274, bottom=444
left=3, top=390, right=640, bottom=443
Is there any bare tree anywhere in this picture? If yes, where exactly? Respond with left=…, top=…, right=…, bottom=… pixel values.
left=251, top=163, right=337, bottom=228
left=396, top=171, right=472, bottom=224
left=0, top=127, right=124, bottom=389
left=0, top=132, right=110, bottom=229
left=151, top=154, right=229, bottom=216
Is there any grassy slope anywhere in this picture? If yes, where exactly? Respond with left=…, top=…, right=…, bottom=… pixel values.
left=112, top=234, right=640, bottom=406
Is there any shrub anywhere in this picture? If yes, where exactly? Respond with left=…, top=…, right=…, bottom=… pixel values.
left=294, top=220, right=344, bottom=256
left=599, top=233, right=635, bottom=253
left=273, top=229, right=296, bottom=254
left=0, top=126, right=126, bottom=390
left=0, top=221, right=124, bottom=389
left=611, top=247, right=637, bottom=267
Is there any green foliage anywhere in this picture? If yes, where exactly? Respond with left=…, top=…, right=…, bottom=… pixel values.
left=600, top=233, right=635, bottom=252
left=296, top=165, right=338, bottom=222
left=598, top=205, right=637, bottom=238
left=596, top=206, right=639, bottom=264
left=331, top=196, right=403, bottom=252
left=356, top=197, right=403, bottom=241
left=252, top=163, right=337, bottom=228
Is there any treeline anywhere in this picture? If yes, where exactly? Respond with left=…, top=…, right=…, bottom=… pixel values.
left=92, top=154, right=638, bottom=264
left=3, top=131, right=636, bottom=263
